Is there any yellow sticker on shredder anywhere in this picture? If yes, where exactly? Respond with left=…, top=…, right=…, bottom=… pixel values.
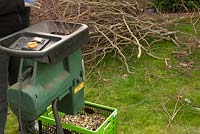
left=74, top=82, right=84, bottom=94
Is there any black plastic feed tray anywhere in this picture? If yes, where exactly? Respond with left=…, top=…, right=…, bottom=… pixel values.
left=0, top=20, right=89, bottom=62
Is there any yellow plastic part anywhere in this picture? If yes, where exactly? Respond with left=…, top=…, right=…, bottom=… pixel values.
left=27, top=41, right=38, bottom=49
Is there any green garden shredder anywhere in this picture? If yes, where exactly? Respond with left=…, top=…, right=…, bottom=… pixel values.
left=0, top=20, right=89, bottom=134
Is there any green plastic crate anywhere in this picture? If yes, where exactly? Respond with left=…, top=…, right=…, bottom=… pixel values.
left=38, top=101, right=117, bottom=134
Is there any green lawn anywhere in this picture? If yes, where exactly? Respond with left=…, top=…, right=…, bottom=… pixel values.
left=84, top=18, right=200, bottom=133
left=5, top=18, right=200, bottom=134
left=85, top=41, right=200, bottom=134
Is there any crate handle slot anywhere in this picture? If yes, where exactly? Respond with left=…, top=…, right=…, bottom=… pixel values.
left=103, top=121, right=111, bottom=132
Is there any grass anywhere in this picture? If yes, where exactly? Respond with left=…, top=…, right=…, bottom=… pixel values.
left=85, top=39, right=200, bottom=134
left=5, top=109, right=18, bottom=133
left=5, top=18, right=200, bottom=134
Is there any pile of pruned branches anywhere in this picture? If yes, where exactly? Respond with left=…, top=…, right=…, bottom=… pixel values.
left=31, top=0, right=189, bottom=72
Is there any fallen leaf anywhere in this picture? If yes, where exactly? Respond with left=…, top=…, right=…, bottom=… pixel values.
left=120, top=74, right=128, bottom=80
left=184, top=98, right=192, bottom=104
